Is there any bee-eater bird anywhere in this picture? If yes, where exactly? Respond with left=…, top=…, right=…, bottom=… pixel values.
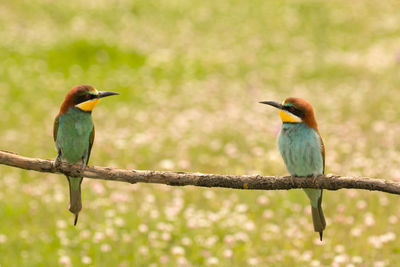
left=54, top=85, right=119, bottom=225
left=260, top=97, right=326, bottom=240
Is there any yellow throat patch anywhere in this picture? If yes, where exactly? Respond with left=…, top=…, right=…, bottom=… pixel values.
left=279, top=109, right=301, bottom=123
left=76, top=98, right=100, bottom=111
left=75, top=89, right=100, bottom=111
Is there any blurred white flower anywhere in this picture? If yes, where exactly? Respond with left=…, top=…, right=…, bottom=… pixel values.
left=160, top=255, right=169, bottom=264
left=172, top=246, right=185, bottom=256
left=235, top=204, right=248, bottom=213
left=161, top=232, right=171, bottom=241
left=60, top=238, right=70, bottom=246
left=388, top=215, right=398, bottom=224
left=336, top=204, right=346, bottom=213
left=0, top=234, right=7, bottom=244
left=178, top=159, right=190, bottom=169
left=93, top=232, right=105, bottom=243
left=244, top=221, right=255, bottom=231
left=288, top=249, right=299, bottom=258
left=58, top=255, right=71, bottom=266
left=379, top=196, right=389, bottom=206
left=159, top=159, right=175, bottom=170
left=148, top=231, right=158, bottom=240
left=203, top=190, right=215, bottom=199
left=334, top=245, right=345, bottom=253
left=333, top=254, right=349, bottom=264
left=80, top=230, right=91, bottom=240
left=313, top=238, right=325, bottom=246
left=56, top=230, right=67, bottom=239
left=54, top=191, right=65, bottom=203
left=157, top=222, right=173, bottom=232
left=181, top=237, right=192, bottom=246
left=234, top=232, right=249, bottom=242
left=252, top=147, right=264, bottom=157
left=373, top=261, right=387, bottom=267
left=351, top=256, right=363, bottom=263
left=346, top=216, right=355, bottom=225
left=380, top=232, right=396, bottom=243
left=208, top=212, right=220, bottom=223
left=177, top=256, right=189, bottom=266
left=301, top=251, right=312, bottom=261
left=224, top=143, right=238, bottom=157
left=150, top=210, right=160, bottom=219
left=368, top=236, right=382, bottom=249
left=101, top=243, right=112, bottom=253
left=81, top=256, right=92, bottom=265
left=224, top=235, right=234, bottom=245
left=111, top=192, right=131, bottom=203
left=223, top=249, right=233, bottom=258
left=139, top=246, right=149, bottom=255
left=138, top=224, right=148, bottom=233
left=263, top=210, right=274, bottom=219
left=206, top=257, right=219, bottom=265
left=91, top=182, right=105, bottom=195
left=364, top=213, right=375, bottom=226
left=145, top=194, right=155, bottom=203
left=288, top=203, right=301, bottom=213
left=105, top=227, right=117, bottom=239
left=247, top=258, right=259, bottom=265
left=105, top=209, right=116, bottom=218
left=350, top=227, right=362, bottom=237
left=122, top=233, right=132, bottom=243
left=266, top=224, right=280, bottom=233
left=114, top=217, right=125, bottom=227
left=205, top=236, right=219, bottom=247
left=356, top=200, right=367, bottom=210
left=256, top=195, right=269, bottom=205
left=202, top=250, right=211, bottom=258
left=165, top=206, right=182, bottom=220
left=310, top=260, right=320, bottom=266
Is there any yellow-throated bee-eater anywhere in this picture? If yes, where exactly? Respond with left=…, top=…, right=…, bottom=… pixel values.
left=260, top=97, right=326, bottom=240
left=54, top=85, right=119, bottom=225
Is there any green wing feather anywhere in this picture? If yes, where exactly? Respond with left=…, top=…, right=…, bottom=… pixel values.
left=318, top=132, right=325, bottom=174
left=321, top=138, right=325, bottom=174
left=53, top=116, right=59, bottom=142
left=86, top=126, right=95, bottom=164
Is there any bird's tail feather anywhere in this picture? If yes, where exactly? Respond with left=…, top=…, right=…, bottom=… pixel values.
left=304, top=189, right=326, bottom=240
left=311, top=203, right=326, bottom=240
left=67, top=176, right=83, bottom=225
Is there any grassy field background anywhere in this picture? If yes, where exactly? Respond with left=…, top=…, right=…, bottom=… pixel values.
left=1, top=0, right=400, bottom=266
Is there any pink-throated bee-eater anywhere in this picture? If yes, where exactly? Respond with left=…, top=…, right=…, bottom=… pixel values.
left=54, top=85, right=119, bottom=225
left=260, top=97, right=326, bottom=240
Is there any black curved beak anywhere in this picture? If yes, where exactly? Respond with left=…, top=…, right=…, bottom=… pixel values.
left=259, top=101, right=283, bottom=110
left=98, top=91, right=120, bottom=98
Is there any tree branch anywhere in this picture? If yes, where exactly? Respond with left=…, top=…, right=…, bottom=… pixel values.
left=1, top=150, right=400, bottom=195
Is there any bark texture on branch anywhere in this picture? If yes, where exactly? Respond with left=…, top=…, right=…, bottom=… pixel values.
left=1, top=150, right=400, bottom=195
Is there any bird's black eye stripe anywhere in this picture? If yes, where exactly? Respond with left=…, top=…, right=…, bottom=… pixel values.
left=284, top=106, right=305, bottom=118
left=75, top=93, right=97, bottom=105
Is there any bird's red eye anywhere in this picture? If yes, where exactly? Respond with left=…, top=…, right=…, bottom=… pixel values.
left=86, top=94, right=91, bottom=100
left=289, top=107, right=295, bottom=112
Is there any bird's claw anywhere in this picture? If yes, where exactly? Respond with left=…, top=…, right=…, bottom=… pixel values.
left=78, top=157, right=86, bottom=175
left=55, top=152, right=62, bottom=171
left=290, top=175, right=296, bottom=187
left=312, top=175, right=318, bottom=184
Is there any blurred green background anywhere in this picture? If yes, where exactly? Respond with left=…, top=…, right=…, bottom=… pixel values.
left=1, top=0, right=400, bottom=266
